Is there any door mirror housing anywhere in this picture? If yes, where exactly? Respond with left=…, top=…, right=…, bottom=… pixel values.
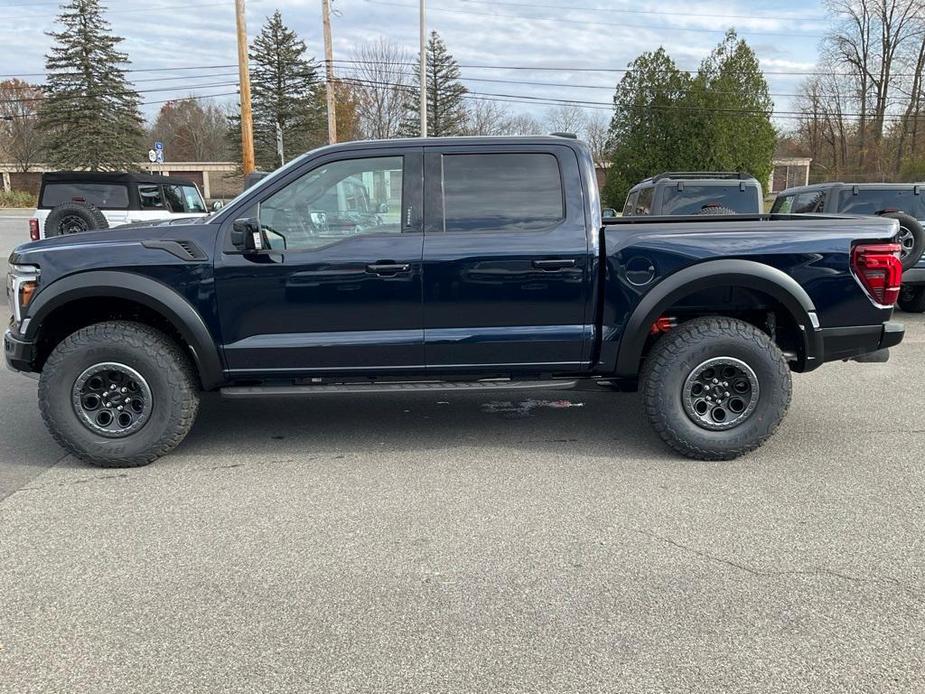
left=377, top=202, right=389, bottom=214
left=231, top=217, right=266, bottom=252
left=211, top=200, right=224, bottom=212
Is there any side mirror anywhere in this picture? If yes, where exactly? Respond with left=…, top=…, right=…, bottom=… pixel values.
left=231, top=217, right=265, bottom=252
left=211, top=200, right=224, bottom=212
left=377, top=202, right=389, bottom=214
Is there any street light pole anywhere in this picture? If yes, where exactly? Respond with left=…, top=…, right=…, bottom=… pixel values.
left=234, top=0, right=255, bottom=175
left=419, top=0, right=426, bottom=137
left=321, top=0, right=338, bottom=144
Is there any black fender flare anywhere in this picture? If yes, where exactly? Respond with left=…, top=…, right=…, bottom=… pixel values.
left=613, top=259, right=822, bottom=377
left=23, top=270, right=225, bottom=389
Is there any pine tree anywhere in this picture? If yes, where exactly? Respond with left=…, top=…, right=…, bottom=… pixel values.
left=38, top=0, right=144, bottom=170
left=247, top=11, right=324, bottom=169
left=401, top=31, right=468, bottom=137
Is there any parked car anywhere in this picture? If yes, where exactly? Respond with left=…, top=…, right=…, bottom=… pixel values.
left=30, top=171, right=208, bottom=240
left=622, top=172, right=763, bottom=217
left=5, top=136, right=905, bottom=467
left=771, top=182, right=925, bottom=311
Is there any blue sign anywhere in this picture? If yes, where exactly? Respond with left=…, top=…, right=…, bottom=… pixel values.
left=155, top=149, right=164, bottom=164
left=154, top=141, right=164, bottom=150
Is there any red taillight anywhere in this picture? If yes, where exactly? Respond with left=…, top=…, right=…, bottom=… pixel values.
left=28, top=218, right=39, bottom=241
left=851, top=242, right=902, bottom=306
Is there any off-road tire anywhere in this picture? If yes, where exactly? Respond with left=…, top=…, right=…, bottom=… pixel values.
left=44, top=202, right=109, bottom=237
left=879, top=212, right=924, bottom=271
left=640, top=316, right=792, bottom=460
left=38, top=321, right=199, bottom=467
left=898, top=285, right=925, bottom=313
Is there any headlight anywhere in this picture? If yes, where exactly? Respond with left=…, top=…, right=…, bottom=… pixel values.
left=7, top=264, right=40, bottom=327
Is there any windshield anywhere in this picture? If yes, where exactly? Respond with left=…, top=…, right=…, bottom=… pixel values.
left=208, top=152, right=312, bottom=222
left=837, top=188, right=925, bottom=219
left=661, top=184, right=760, bottom=215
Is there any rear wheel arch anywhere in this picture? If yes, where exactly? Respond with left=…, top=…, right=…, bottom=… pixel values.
left=24, top=271, right=224, bottom=390
left=612, top=260, right=820, bottom=378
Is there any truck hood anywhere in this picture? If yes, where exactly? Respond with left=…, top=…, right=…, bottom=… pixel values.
left=10, top=221, right=218, bottom=264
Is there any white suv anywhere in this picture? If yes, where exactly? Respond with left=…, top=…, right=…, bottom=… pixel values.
left=30, top=171, right=208, bottom=240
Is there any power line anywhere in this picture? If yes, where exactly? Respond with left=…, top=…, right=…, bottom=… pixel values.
left=0, top=1, right=229, bottom=22
left=454, top=0, right=827, bottom=22
left=361, top=0, right=826, bottom=38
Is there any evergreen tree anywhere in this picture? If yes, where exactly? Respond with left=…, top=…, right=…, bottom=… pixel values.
left=401, top=31, right=468, bottom=136
left=247, top=11, right=324, bottom=169
left=601, top=48, right=692, bottom=206
left=601, top=33, right=776, bottom=207
left=38, top=0, right=144, bottom=170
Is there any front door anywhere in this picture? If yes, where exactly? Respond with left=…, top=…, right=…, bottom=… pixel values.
left=421, top=145, right=593, bottom=373
left=214, top=148, right=424, bottom=377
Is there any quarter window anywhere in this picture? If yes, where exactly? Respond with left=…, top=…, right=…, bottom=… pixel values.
left=257, top=156, right=404, bottom=251
left=40, top=183, right=129, bottom=209
left=441, top=153, right=564, bottom=232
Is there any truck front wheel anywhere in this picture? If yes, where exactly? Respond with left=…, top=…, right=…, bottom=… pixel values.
left=640, top=317, right=792, bottom=460
left=38, top=321, right=200, bottom=467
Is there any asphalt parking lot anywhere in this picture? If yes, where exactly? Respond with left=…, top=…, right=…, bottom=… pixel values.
left=0, top=211, right=923, bottom=693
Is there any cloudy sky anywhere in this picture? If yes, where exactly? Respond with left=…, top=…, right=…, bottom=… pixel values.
left=0, top=0, right=831, bottom=128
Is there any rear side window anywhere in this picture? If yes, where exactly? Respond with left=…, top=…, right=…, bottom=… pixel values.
left=441, top=153, right=564, bottom=233
left=661, top=184, right=760, bottom=215
left=41, top=183, right=129, bottom=209
left=837, top=189, right=925, bottom=218
left=139, top=185, right=165, bottom=209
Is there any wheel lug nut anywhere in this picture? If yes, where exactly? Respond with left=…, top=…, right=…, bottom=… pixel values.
left=121, top=387, right=127, bottom=393
left=110, top=385, right=116, bottom=390
left=117, top=406, right=123, bottom=411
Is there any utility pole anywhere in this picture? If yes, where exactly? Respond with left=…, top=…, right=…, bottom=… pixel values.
left=234, top=0, right=255, bottom=174
left=419, top=0, right=427, bottom=137
left=321, top=0, right=337, bottom=144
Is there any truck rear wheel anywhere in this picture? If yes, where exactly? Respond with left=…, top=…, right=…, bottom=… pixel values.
left=640, top=317, right=791, bottom=460
left=38, top=321, right=200, bottom=467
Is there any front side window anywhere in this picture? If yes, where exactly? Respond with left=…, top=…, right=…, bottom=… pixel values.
left=138, top=185, right=165, bottom=209
left=791, top=191, right=826, bottom=213
left=622, top=191, right=639, bottom=217
left=41, top=183, right=129, bottom=209
left=441, top=153, right=564, bottom=232
left=636, top=186, right=654, bottom=215
left=771, top=195, right=793, bottom=213
left=165, top=184, right=207, bottom=214
left=257, top=156, right=403, bottom=251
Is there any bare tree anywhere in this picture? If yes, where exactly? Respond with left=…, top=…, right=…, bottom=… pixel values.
left=505, top=113, right=543, bottom=135
left=150, top=97, right=228, bottom=161
left=543, top=104, right=586, bottom=135
left=0, top=79, right=44, bottom=171
left=583, top=112, right=610, bottom=164
left=463, top=100, right=513, bottom=135
left=349, top=38, right=412, bottom=139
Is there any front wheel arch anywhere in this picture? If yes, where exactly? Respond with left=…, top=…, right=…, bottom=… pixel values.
left=24, top=271, right=225, bottom=390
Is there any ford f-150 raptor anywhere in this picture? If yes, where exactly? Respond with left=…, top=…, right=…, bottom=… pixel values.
left=5, top=137, right=906, bottom=466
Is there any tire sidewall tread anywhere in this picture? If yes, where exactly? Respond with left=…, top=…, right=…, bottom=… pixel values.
left=640, top=316, right=792, bottom=460
left=38, top=321, right=199, bottom=467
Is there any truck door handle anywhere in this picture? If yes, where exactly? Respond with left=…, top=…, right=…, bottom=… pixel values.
left=532, top=259, right=576, bottom=270
left=366, top=262, right=411, bottom=275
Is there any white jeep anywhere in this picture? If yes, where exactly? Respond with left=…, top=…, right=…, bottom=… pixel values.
left=30, top=171, right=208, bottom=240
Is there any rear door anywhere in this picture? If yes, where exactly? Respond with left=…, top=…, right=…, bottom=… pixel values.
left=421, top=144, right=593, bottom=373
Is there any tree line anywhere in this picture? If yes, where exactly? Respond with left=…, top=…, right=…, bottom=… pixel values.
left=785, top=0, right=925, bottom=181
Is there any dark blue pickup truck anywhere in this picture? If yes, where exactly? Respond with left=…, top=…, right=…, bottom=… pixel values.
left=5, top=137, right=906, bottom=466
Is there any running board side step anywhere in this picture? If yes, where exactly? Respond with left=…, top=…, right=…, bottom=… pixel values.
left=221, top=380, right=578, bottom=398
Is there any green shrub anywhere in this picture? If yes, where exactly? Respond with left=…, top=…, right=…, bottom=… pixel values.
left=0, top=190, right=37, bottom=208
